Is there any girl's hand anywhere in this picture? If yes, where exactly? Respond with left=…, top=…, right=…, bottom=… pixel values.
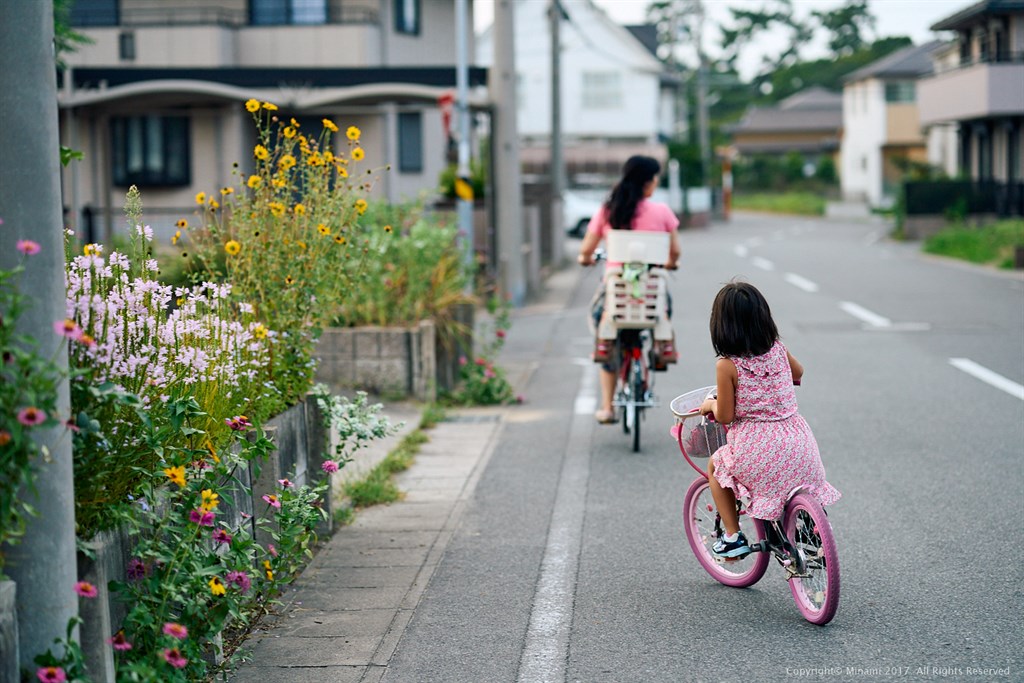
left=699, top=398, right=715, bottom=417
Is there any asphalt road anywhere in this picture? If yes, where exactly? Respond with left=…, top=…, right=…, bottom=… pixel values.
left=383, top=212, right=1024, bottom=683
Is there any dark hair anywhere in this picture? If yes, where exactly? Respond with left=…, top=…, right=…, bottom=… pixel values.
left=605, top=155, right=660, bottom=230
left=709, top=281, right=779, bottom=357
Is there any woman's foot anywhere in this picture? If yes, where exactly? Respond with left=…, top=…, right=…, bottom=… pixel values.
left=594, top=408, right=616, bottom=424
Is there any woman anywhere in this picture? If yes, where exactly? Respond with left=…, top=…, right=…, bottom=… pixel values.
left=577, top=155, right=681, bottom=424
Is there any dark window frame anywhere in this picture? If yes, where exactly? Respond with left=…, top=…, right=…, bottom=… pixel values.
left=394, top=0, right=421, bottom=35
left=397, top=111, right=424, bottom=173
left=69, top=0, right=119, bottom=27
left=250, top=0, right=328, bottom=26
left=110, top=115, right=191, bottom=188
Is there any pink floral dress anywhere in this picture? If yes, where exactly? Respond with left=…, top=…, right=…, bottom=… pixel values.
left=712, top=340, right=841, bottom=520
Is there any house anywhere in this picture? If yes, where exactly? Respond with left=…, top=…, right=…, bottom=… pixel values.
left=475, top=0, right=677, bottom=183
left=58, top=0, right=485, bottom=243
left=839, top=41, right=943, bottom=207
left=917, top=0, right=1024, bottom=212
left=727, top=86, right=843, bottom=175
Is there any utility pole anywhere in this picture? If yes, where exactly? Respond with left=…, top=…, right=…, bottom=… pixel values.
left=0, top=0, right=80, bottom=672
left=549, top=0, right=567, bottom=265
left=455, top=0, right=474, bottom=280
left=492, top=0, right=527, bottom=304
left=693, top=0, right=711, bottom=187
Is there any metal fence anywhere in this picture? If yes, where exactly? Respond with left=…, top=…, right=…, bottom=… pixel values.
left=904, top=180, right=1024, bottom=218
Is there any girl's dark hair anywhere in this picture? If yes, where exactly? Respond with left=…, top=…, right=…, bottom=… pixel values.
left=710, top=281, right=779, bottom=357
left=605, top=155, right=660, bottom=230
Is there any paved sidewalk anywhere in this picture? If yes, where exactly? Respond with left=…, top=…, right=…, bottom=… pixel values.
left=228, top=257, right=582, bottom=682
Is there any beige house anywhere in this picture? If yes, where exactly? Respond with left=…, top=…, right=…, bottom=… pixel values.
left=59, top=0, right=483, bottom=242
left=917, top=0, right=1024, bottom=212
left=840, top=42, right=941, bottom=207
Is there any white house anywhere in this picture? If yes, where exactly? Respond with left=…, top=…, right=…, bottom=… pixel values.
left=58, top=0, right=482, bottom=242
left=476, top=0, right=677, bottom=182
left=840, top=41, right=942, bottom=207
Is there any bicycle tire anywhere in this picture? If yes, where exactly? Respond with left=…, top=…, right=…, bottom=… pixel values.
left=783, top=493, right=840, bottom=625
left=682, top=477, right=769, bottom=588
left=631, top=361, right=643, bottom=452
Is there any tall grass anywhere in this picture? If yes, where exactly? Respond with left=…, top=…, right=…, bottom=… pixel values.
left=923, top=219, right=1024, bottom=269
left=731, top=192, right=826, bottom=216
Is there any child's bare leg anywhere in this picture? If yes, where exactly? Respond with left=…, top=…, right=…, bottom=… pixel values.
left=708, top=460, right=740, bottom=536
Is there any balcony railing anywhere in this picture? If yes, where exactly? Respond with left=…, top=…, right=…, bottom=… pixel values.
left=71, top=3, right=378, bottom=28
left=934, top=50, right=1024, bottom=75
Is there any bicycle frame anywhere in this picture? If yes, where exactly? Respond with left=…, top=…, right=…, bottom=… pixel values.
left=612, top=330, right=655, bottom=411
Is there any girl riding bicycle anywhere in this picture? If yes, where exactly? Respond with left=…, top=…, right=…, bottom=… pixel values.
left=577, top=155, right=681, bottom=424
left=699, top=281, right=840, bottom=558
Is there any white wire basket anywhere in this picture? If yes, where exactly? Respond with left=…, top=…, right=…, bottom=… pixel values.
left=670, top=386, right=728, bottom=461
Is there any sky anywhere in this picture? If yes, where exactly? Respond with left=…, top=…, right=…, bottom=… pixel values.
left=474, top=0, right=968, bottom=79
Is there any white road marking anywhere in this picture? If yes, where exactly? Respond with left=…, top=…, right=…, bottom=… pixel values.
left=573, top=361, right=597, bottom=414
left=784, top=273, right=819, bottom=292
left=519, top=368, right=594, bottom=682
left=751, top=256, right=775, bottom=271
left=864, top=230, right=882, bottom=245
left=949, top=358, right=1024, bottom=401
left=839, top=301, right=891, bottom=328
left=734, top=244, right=749, bottom=258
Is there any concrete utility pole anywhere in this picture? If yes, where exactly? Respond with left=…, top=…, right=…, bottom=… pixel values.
left=693, top=0, right=712, bottom=186
left=455, top=0, right=475, bottom=278
left=492, top=0, right=527, bottom=304
left=549, top=0, right=566, bottom=266
left=0, top=0, right=80, bottom=672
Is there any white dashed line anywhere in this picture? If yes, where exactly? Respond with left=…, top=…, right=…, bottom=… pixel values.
left=751, top=257, right=775, bottom=271
left=839, top=301, right=891, bottom=328
left=949, top=358, right=1024, bottom=401
left=784, top=273, right=819, bottom=293
left=734, top=244, right=749, bottom=258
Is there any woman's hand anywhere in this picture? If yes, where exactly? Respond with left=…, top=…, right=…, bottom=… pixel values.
left=577, top=252, right=594, bottom=266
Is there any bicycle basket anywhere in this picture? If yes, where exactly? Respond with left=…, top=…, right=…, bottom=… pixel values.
left=670, top=386, right=728, bottom=462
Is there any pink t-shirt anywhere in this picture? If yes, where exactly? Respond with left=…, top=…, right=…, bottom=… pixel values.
left=586, top=199, right=679, bottom=268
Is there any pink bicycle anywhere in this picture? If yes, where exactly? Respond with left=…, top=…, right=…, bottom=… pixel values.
left=670, top=386, right=841, bottom=625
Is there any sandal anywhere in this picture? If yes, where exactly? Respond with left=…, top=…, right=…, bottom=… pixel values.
left=595, top=409, right=616, bottom=424
left=593, top=341, right=612, bottom=364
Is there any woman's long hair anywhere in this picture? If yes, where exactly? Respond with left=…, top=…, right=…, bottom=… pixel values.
left=605, top=155, right=660, bottom=230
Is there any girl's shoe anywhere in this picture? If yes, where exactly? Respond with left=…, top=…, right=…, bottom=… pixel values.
left=712, top=531, right=750, bottom=558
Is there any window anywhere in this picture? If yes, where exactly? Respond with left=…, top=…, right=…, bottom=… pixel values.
left=884, top=81, right=915, bottom=104
left=111, top=116, right=190, bottom=187
left=398, top=112, right=423, bottom=173
left=119, top=32, right=135, bottom=61
left=581, top=71, right=622, bottom=110
left=251, top=0, right=327, bottom=26
left=395, top=0, right=420, bottom=35
left=69, top=0, right=118, bottom=26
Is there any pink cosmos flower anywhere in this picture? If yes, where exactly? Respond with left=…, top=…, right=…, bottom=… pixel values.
left=17, top=240, right=41, bottom=255
left=17, top=407, right=46, bottom=427
left=277, top=478, right=294, bottom=488
left=321, top=460, right=339, bottom=474
left=162, top=622, right=188, bottom=639
left=36, top=667, right=66, bottom=683
left=458, top=356, right=468, bottom=366
left=188, top=509, right=215, bottom=526
left=224, top=415, right=252, bottom=431
left=74, top=581, right=98, bottom=598
left=53, top=319, right=83, bottom=340
left=475, top=357, right=486, bottom=366
left=496, top=329, right=506, bottom=339
left=107, top=630, right=132, bottom=651
left=163, top=647, right=187, bottom=669
left=267, top=543, right=278, bottom=558
left=212, top=529, right=232, bottom=545
left=226, top=570, right=251, bottom=593
left=126, top=558, right=147, bottom=580
left=262, top=494, right=281, bottom=509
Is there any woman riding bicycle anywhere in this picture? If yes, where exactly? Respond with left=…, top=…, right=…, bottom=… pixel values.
left=577, top=155, right=681, bottom=425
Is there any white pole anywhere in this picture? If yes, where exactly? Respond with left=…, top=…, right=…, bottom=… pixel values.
left=455, top=0, right=474, bottom=278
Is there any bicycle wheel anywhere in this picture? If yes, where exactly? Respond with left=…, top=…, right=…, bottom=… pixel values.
left=631, top=361, right=644, bottom=452
left=783, top=493, right=840, bottom=625
left=682, top=477, right=769, bottom=588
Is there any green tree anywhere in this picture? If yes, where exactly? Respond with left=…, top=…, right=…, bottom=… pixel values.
left=811, top=1, right=876, bottom=58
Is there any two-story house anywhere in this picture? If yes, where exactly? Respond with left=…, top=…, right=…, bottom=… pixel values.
left=475, top=0, right=677, bottom=184
left=839, top=41, right=942, bottom=207
left=917, top=0, right=1024, bottom=214
left=59, top=0, right=484, bottom=242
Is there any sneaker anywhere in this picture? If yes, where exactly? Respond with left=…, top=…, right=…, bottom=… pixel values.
left=712, top=531, right=751, bottom=558
left=593, top=340, right=612, bottom=363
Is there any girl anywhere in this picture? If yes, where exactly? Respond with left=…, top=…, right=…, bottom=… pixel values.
left=699, top=281, right=840, bottom=557
left=578, top=155, right=681, bottom=424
